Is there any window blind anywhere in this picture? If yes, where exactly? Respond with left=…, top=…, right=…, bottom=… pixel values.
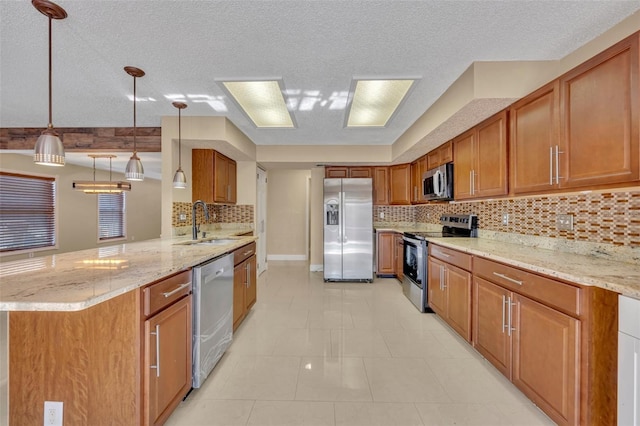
left=0, top=172, right=56, bottom=252
left=98, top=193, right=125, bottom=240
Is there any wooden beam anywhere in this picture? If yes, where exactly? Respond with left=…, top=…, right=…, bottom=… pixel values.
left=0, top=127, right=161, bottom=152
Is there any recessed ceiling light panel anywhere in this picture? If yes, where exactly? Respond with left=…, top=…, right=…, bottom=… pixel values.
left=346, top=79, right=416, bottom=127
left=221, top=80, right=295, bottom=128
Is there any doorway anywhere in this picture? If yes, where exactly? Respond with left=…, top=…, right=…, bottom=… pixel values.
left=256, top=167, right=267, bottom=275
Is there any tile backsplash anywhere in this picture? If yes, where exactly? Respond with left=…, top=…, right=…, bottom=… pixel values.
left=172, top=202, right=254, bottom=226
left=375, top=189, right=640, bottom=248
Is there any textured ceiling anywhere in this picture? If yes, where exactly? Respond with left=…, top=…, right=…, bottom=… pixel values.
left=1, top=0, right=640, bottom=155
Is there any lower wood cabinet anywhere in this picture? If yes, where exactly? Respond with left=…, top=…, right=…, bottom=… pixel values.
left=472, top=256, right=616, bottom=426
left=376, top=231, right=396, bottom=276
left=233, top=242, right=257, bottom=331
left=394, top=233, right=404, bottom=281
left=141, top=270, right=193, bottom=426
left=8, top=269, right=194, bottom=426
left=428, top=245, right=472, bottom=342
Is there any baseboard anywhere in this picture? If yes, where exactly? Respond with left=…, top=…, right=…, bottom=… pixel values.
left=267, top=254, right=308, bottom=261
left=309, top=264, right=323, bottom=272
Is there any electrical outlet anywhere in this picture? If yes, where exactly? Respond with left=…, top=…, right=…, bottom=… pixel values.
left=501, top=213, right=509, bottom=225
left=557, top=214, right=574, bottom=231
left=179, top=213, right=187, bottom=222
left=379, top=212, right=384, bottom=219
left=44, top=401, right=63, bottom=426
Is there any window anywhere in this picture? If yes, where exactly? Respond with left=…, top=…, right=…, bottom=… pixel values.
left=0, top=172, right=56, bottom=253
left=98, top=193, right=125, bottom=241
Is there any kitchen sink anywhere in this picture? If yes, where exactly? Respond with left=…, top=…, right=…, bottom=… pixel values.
left=194, top=239, right=238, bottom=246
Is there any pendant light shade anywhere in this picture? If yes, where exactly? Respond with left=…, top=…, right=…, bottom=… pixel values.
left=172, top=101, right=188, bottom=189
left=32, top=0, right=67, bottom=167
left=124, top=66, right=145, bottom=181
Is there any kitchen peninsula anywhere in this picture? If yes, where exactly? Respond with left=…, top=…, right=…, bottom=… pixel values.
left=0, top=232, right=256, bottom=425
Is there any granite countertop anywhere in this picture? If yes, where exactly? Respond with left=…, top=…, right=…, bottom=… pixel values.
left=0, top=230, right=257, bottom=312
left=426, top=237, right=640, bottom=299
left=373, top=223, right=639, bottom=299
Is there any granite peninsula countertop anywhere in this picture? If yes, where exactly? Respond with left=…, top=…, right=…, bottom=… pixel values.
left=374, top=224, right=639, bottom=299
left=0, top=231, right=257, bottom=312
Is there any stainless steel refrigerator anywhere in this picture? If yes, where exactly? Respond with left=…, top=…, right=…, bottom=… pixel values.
left=323, top=178, right=373, bottom=282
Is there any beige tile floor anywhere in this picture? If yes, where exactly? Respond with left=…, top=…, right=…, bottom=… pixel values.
left=166, top=261, right=555, bottom=426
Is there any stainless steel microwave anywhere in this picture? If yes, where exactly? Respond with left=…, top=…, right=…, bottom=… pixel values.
left=422, top=163, right=454, bottom=201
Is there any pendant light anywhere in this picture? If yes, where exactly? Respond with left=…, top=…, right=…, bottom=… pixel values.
left=73, top=154, right=132, bottom=193
left=172, top=101, right=188, bottom=189
left=32, top=0, right=67, bottom=167
left=124, top=66, right=145, bottom=181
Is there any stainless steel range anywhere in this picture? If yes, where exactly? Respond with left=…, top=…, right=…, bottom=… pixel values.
left=401, top=214, right=477, bottom=313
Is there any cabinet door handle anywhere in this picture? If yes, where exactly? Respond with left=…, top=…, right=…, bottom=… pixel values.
left=439, top=252, right=451, bottom=258
left=502, top=295, right=507, bottom=334
left=507, top=296, right=516, bottom=336
left=246, top=262, right=251, bottom=288
left=243, top=250, right=253, bottom=256
left=227, top=185, right=231, bottom=200
left=469, top=170, right=475, bottom=195
left=549, top=146, right=554, bottom=185
left=162, top=282, right=191, bottom=298
left=554, top=145, right=563, bottom=185
left=150, top=324, right=160, bottom=377
left=493, top=272, right=523, bottom=286
left=441, top=267, right=446, bottom=289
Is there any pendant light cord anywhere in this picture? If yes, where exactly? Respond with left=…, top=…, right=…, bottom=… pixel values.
left=48, top=15, right=53, bottom=129
left=133, top=75, right=137, bottom=153
left=178, top=108, right=182, bottom=167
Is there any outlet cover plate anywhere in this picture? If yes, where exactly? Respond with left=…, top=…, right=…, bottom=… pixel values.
left=44, top=401, right=63, bottom=426
left=557, top=214, right=574, bottom=231
left=502, top=213, right=509, bottom=225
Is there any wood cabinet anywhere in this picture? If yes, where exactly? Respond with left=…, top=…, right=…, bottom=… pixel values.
left=410, top=155, right=427, bottom=204
left=454, top=110, right=508, bottom=200
left=376, top=231, right=395, bottom=276
left=427, top=141, right=453, bottom=170
left=372, top=167, right=389, bottom=205
left=8, top=270, right=193, bottom=426
left=559, top=32, right=639, bottom=189
left=394, top=232, right=404, bottom=281
left=192, top=149, right=237, bottom=204
left=472, top=256, right=619, bottom=426
left=325, top=166, right=372, bottom=178
left=511, top=33, right=640, bottom=195
left=232, top=242, right=257, bottom=331
left=428, top=244, right=473, bottom=342
left=389, top=163, right=411, bottom=205
left=142, top=271, right=192, bottom=426
left=509, top=81, right=560, bottom=194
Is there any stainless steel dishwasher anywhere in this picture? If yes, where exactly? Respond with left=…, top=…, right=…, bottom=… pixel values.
left=192, top=253, right=234, bottom=388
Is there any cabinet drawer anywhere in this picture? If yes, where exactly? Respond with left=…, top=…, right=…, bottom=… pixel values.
left=234, top=242, right=256, bottom=266
left=143, top=270, right=192, bottom=317
left=430, top=244, right=472, bottom=271
left=474, top=257, right=580, bottom=316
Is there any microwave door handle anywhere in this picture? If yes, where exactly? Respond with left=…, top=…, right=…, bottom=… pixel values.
left=434, top=170, right=443, bottom=196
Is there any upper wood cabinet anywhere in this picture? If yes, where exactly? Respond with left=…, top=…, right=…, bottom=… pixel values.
left=410, top=155, right=427, bottom=204
left=510, top=33, right=639, bottom=195
left=389, top=163, right=411, bottom=205
left=427, top=141, right=453, bottom=170
left=510, top=81, right=560, bottom=194
left=454, top=110, right=508, bottom=200
left=325, top=166, right=372, bottom=178
left=559, top=32, right=639, bottom=189
left=192, top=149, right=237, bottom=204
left=325, top=166, right=349, bottom=178
left=372, top=166, right=389, bottom=205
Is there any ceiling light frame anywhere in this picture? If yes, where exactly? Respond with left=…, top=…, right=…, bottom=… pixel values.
left=217, top=78, right=297, bottom=129
left=344, top=77, right=419, bottom=128
left=73, top=154, right=132, bottom=194
left=32, top=0, right=67, bottom=167
left=124, top=66, right=145, bottom=181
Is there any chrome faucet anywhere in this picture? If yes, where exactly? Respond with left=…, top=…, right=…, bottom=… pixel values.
left=192, top=200, right=210, bottom=240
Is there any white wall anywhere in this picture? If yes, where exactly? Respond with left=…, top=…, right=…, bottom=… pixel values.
left=0, top=153, right=161, bottom=261
left=266, top=169, right=311, bottom=260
